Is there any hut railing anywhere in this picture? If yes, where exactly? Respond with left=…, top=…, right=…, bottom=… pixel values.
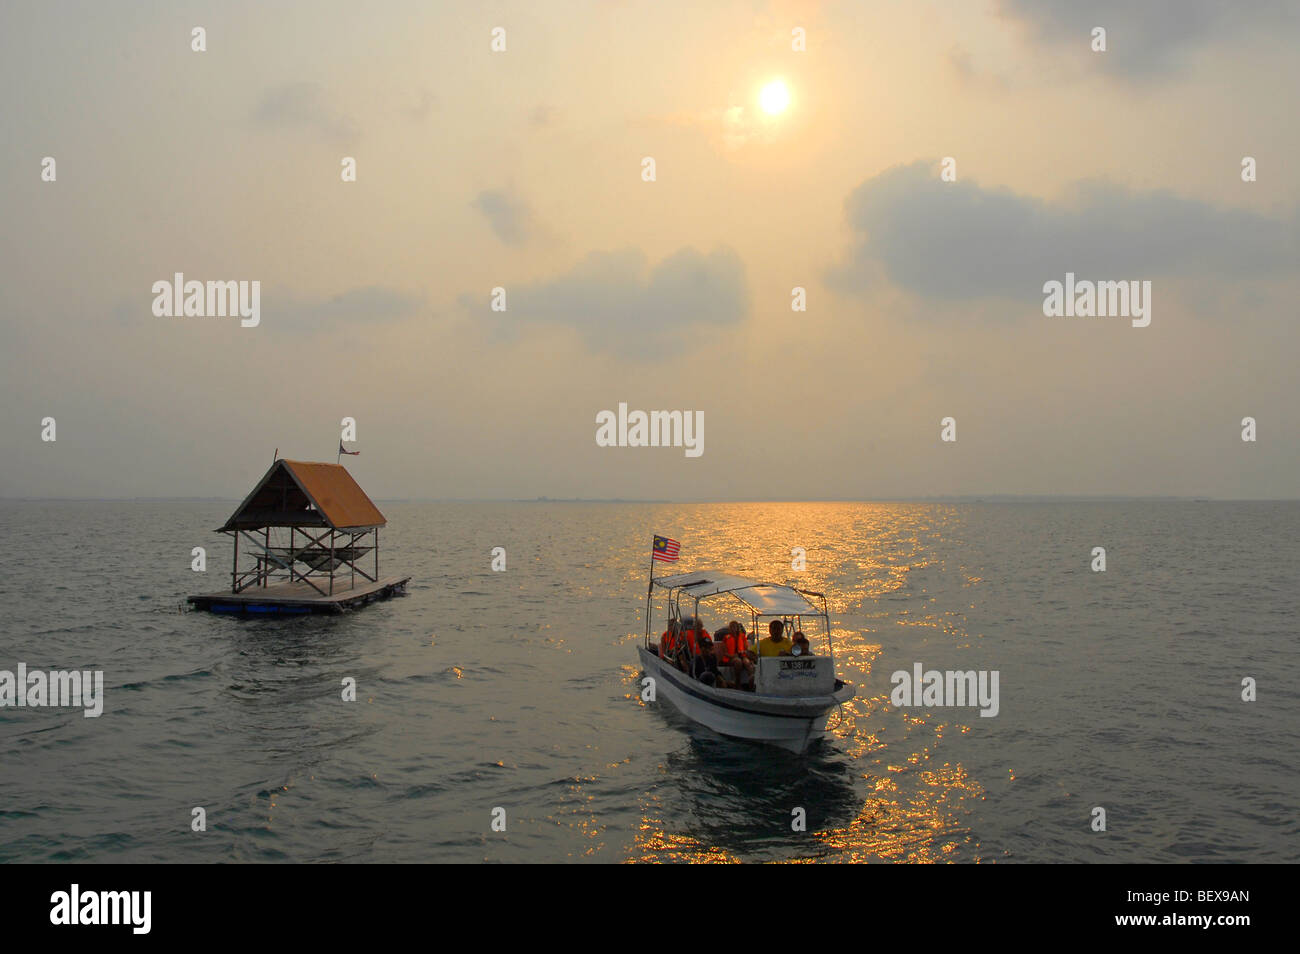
left=228, top=526, right=380, bottom=595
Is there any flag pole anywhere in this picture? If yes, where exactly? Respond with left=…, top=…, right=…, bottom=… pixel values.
left=645, top=536, right=655, bottom=644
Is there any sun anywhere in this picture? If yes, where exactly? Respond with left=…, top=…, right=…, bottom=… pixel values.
left=759, top=79, right=790, bottom=115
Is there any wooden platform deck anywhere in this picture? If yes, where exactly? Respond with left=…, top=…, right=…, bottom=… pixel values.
left=188, top=576, right=410, bottom=615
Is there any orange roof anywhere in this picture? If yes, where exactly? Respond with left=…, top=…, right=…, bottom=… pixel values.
left=220, top=460, right=387, bottom=531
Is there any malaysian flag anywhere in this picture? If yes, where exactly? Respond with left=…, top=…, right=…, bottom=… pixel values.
left=652, top=535, right=680, bottom=562
left=338, top=442, right=360, bottom=457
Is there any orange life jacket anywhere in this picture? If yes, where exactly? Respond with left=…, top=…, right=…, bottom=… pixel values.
left=722, top=631, right=748, bottom=660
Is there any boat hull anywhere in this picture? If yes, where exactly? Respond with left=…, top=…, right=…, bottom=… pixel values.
left=637, top=647, right=853, bottom=754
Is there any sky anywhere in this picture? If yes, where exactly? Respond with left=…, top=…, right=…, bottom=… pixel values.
left=2, top=0, right=1297, bottom=500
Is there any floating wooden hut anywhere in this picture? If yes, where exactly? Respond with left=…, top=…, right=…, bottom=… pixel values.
left=187, top=459, right=409, bottom=615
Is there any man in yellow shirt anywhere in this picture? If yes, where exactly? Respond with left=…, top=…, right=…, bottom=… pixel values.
left=758, top=619, right=792, bottom=657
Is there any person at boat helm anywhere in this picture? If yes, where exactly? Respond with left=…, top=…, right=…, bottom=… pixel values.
left=690, top=635, right=723, bottom=687
left=759, top=619, right=793, bottom=657
left=682, top=616, right=708, bottom=656
left=659, top=619, right=681, bottom=660
left=716, top=620, right=755, bottom=689
left=662, top=620, right=693, bottom=673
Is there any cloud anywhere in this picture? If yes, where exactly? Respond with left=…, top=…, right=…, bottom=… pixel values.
left=404, top=89, right=437, bottom=121
left=999, top=0, right=1298, bottom=77
left=829, top=161, right=1297, bottom=302
left=251, top=83, right=358, bottom=142
left=472, top=189, right=533, bottom=246
left=654, top=101, right=784, bottom=151
left=529, top=105, right=558, bottom=128
left=463, top=246, right=749, bottom=358
left=269, top=285, right=424, bottom=332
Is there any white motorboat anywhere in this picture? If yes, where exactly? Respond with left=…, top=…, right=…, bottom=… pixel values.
left=639, top=568, right=854, bottom=753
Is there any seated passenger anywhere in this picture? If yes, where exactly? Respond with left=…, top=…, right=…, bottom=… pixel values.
left=684, top=622, right=701, bottom=657
left=660, top=620, right=692, bottom=671
left=791, top=631, right=813, bottom=657
left=690, top=635, right=723, bottom=687
left=674, top=637, right=694, bottom=674
left=759, top=619, right=793, bottom=657
left=719, top=620, right=755, bottom=689
left=659, top=619, right=682, bottom=660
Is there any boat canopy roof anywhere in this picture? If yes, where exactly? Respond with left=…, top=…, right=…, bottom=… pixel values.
left=651, top=569, right=824, bottom=617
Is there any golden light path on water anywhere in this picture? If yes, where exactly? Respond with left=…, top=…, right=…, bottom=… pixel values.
left=606, top=503, right=989, bottom=863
